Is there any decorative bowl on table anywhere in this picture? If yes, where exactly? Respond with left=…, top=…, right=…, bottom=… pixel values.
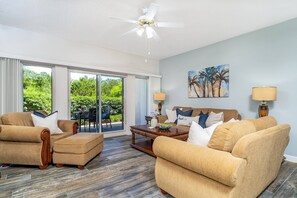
left=157, top=124, right=171, bottom=130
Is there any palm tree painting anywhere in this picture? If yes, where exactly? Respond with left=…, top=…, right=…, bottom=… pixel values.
left=188, top=64, right=229, bottom=98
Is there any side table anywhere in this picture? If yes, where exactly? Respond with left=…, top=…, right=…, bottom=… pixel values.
left=145, top=116, right=152, bottom=125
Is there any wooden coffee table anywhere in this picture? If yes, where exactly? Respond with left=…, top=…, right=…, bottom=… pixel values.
left=130, top=125, right=189, bottom=157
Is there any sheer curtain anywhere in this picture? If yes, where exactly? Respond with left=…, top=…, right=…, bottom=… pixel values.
left=0, top=57, right=23, bottom=114
left=135, top=78, right=148, bottom=125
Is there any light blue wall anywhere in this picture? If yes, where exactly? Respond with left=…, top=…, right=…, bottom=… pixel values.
left=160, top=18, right=297, bottom=157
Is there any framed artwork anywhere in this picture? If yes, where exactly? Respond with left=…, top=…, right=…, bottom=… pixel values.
left=188, top=64, right=229, bottom=98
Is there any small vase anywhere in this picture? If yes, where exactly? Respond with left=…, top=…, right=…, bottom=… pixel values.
left=150, top=116, right=158, bottom=128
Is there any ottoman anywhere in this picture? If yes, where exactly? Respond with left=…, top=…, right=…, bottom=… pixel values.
left=53, top=133, right=103, bottom=169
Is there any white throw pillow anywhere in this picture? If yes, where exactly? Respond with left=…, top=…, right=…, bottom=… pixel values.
left=187, top=121, right=210, bottom=146
left=228, top=118, right=239, bottom=123
left=205, top=112, right=224, bottom=127
left=166, top=109, right=177, bottom=123
left=187, top=121, right=223, bottom=146
left=177, top=115, right=199, bottom=126
left=31, top=112, right=63, bottom=134
left=205, top=121, right=223, bottom=137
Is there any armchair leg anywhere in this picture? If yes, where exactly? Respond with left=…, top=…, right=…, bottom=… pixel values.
left=39, top=164, right=48, bottom=170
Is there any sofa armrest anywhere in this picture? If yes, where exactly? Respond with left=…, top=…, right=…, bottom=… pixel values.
left=153, top=136, right=246, bottom=187
left=0, top=125, right=49, bottom=143
left=156, top=115, right=168, bottom=123
left=58, top=120, right=78, bottom=134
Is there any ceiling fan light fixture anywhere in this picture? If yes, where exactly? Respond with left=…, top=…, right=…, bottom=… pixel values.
left=136, top=28, right=144, bottom=37
left=146, top=26, right=154, bottom=39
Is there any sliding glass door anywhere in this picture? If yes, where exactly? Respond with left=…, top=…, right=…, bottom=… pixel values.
left=70, top=71, right=124, bottom=133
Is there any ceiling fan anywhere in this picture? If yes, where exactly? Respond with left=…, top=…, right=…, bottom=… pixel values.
left=110, top=3, right=183, bottom=40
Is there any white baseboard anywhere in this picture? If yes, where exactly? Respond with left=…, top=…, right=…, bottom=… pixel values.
left=284, top=154, right=297, bottom=163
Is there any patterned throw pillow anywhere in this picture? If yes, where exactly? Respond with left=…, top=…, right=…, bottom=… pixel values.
left=198, top=111, right=209, bottom=128
left=174, top=109, right=193, bottom=124
left=177, top=115, right=199, bottom=126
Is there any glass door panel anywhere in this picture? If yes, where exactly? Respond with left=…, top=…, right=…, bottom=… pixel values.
left=70, top=72, right=97, bottom=132
left=101, top=76, right=124, bottom=132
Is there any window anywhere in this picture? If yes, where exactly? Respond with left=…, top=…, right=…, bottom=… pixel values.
left=23, top=66, right=52, bottom=112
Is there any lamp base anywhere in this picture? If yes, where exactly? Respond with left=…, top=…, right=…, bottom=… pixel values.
left=258, top=104, right=269, bottom=117
left=158, top=102, right=162, bottom=115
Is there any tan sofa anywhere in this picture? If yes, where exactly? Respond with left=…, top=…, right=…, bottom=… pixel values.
left=0, top=112, right=78, bottom=169
left=153, top=116, right=290, bottom=198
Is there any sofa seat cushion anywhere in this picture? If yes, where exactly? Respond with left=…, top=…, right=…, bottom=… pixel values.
left=208, top=120, right=256, bottom=152
left=54, top=133, right=104, bottom=154
left=1, top=112, right=34, bottom=126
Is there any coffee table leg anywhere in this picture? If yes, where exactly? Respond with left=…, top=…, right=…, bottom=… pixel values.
left=131, top=130, right=135, bottom=144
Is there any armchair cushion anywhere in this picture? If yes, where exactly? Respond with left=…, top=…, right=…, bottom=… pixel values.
left=208, top=120, right=256, bottom=152
left=153, top=136, right=247, bottom=187
left=1, top=112, right=34, bottom=126
left=0, top=125, right=49, bottom=143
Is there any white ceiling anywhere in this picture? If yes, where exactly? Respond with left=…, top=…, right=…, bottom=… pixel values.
left=1, top=0, right=297, bottom=60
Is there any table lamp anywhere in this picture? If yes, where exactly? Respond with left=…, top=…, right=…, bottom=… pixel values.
left=252, top=86, right=277, bottom=117
left=154, top=92, right=166, bottom=115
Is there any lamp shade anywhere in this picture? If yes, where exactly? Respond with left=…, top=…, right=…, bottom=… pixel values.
left=252, top=86, right=277, bottom=101
left=154, top=92, right=166, bottom=101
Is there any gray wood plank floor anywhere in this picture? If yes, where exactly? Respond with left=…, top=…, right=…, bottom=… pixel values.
left=0, top=135, right=296, bottom=198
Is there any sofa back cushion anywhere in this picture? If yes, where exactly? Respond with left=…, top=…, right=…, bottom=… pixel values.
left=1, top=112, right=34, bottom=126
left=208, top=120, right=256, bottom=152
left=244, top=116, right=277, bottom=131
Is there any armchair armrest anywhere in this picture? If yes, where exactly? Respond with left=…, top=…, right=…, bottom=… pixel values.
left=0, top=125, right=49, bottom=143
left=153, top=136, right=246, bottom=187
left=156, top=115, right=168, bottom=123
left=58, top=120, right=78, bottom=134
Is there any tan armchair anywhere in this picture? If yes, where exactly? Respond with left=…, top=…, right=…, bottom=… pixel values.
left=153, top=117, right=290, bottom=198
left=0, top=112, right=78, bottom=169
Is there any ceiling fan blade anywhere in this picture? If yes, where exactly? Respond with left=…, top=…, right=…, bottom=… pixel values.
left=156, top=22, right=184, bottom=28
left=151, top=28, right=160, bottom=41
left=121, top=28, right=138, bottom=37
left=109, top=16, right=138, bottom=24
left=145, top=3, right=159, bottom=20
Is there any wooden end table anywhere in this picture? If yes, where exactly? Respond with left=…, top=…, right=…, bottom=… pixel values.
left=145, top=116, right=152, bottom=124
left=130, top=125, right=189, bottom=157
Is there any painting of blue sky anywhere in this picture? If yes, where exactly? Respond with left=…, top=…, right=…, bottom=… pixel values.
left=188, top=64, right=229, bottom=98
